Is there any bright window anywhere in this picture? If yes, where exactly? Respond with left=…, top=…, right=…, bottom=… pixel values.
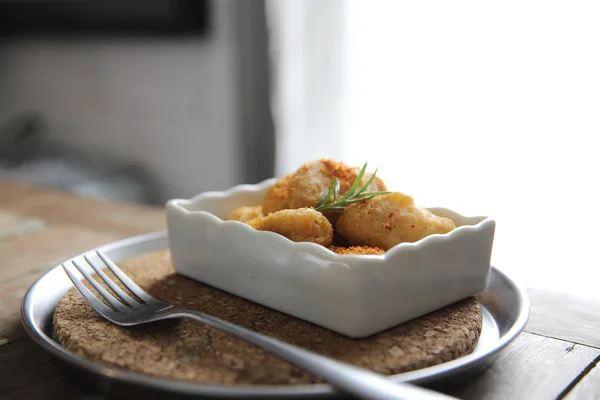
left=269, top=0, right=600, bottom=296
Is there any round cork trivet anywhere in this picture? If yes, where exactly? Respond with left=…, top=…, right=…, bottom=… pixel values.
left=53, top=250, right=482, bottom=385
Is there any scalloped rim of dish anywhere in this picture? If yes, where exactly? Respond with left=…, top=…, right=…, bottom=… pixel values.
left=167, top=178, right=495, bottom=258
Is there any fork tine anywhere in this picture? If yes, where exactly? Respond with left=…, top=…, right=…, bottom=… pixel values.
left=96, top=250, right=159, bottom=304
left=62, top=263, right=114, bottom=316
left=71, top=259, right=129, bottom=311
left=83, top=254, right=140, bottom=308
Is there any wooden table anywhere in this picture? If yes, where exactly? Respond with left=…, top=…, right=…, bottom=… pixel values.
left=1, top=180, right=599, bottom=400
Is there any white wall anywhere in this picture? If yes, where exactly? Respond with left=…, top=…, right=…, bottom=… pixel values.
left=0, top=0, right=242, bottom=202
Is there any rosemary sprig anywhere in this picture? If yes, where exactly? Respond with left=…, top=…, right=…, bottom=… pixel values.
left=314, top=163, right=391, bottom=211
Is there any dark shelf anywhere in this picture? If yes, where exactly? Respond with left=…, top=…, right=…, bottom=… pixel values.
left=0, top=0, right=210, bottom=37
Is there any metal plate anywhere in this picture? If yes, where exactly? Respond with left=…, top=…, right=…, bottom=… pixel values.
left=21, top=231, right=530, bottom=399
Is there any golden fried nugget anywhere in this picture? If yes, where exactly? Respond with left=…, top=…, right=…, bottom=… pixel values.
left=262, top=174, right=293, bottom=215
left=225, top=206, right=263, bottom=222
left=328, top=245, right=385, bottom=256
left=287, top=159, right=387, bottom=210
left=336, top=193, right=455, bottom=250
left=246, top=208, right=333, bottom=246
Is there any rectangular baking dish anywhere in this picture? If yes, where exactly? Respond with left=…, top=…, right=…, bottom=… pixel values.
left=165, top=179, right=495, bottom=338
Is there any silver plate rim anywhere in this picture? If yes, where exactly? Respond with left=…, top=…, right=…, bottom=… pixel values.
left=21, top=231, right=530, bottom=398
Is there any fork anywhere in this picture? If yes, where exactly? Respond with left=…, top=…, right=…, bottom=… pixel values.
left=62, top=251, right=457, bottom=400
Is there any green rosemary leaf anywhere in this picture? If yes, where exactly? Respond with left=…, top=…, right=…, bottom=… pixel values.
left=357, top=191, right=391, bottom=197
left=313, top=162, right=389, bottom=212
left=356, top=167, right=378, bottom=195
left=333, top=177, right=340, bottom=200
left=342, top=195, right=376, bottom=204
left=342, top=162, right=367, bottom=201
left=315, top=190, right=327, bottom=208
left=318, top=177, right=338, bottom=208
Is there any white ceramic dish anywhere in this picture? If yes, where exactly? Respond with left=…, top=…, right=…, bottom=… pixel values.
left=166, top=179, right=496, bottom=338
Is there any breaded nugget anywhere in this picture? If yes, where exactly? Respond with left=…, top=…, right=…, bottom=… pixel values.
left=336, top=193, right=455, bottom=250
left=287, top=159, right=387, bottom=210
left=226, top=205, right=264, bottom=222
left=246, top=208, right=333, bottom=246
left=328, top=245, right=385, bottom=255
left=262, top=174, right=293, bottom=215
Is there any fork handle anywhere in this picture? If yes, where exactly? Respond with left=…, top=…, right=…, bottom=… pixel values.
left=170, top=309, right=457, bottom=400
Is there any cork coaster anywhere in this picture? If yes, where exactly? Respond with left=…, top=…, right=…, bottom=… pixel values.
left=53, top=250, right=483, bottom=385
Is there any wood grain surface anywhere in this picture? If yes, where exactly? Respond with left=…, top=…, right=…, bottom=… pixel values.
left=527, top=288, right=600, bottom=349
left=0, top=181, right=166, bottom=236
left=0, top=338, right=85, bottom=400
left=564, top=358, right=600, bottom=400
left=0, top=180, right=598, bottom=400
left=446, top=333, right=600, bottom=400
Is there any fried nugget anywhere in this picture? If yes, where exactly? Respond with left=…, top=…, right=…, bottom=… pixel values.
left=262, top=174, right=293, bottom=215
left=286, top=159, right=387, bottom=226
left=287, top=159, right=387, bottom=210
left=226, top=205, right=264, bottom=222
left=246, top=208, right=333, bottom=246
left=328, top=245, right=385, bottom=255
left=336, top=193, right=455, bottom=250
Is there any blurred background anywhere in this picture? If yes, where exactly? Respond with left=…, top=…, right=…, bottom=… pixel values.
left=0, top=0, right=274, bottom=205
left=1, top=0, right=599, bottom=295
